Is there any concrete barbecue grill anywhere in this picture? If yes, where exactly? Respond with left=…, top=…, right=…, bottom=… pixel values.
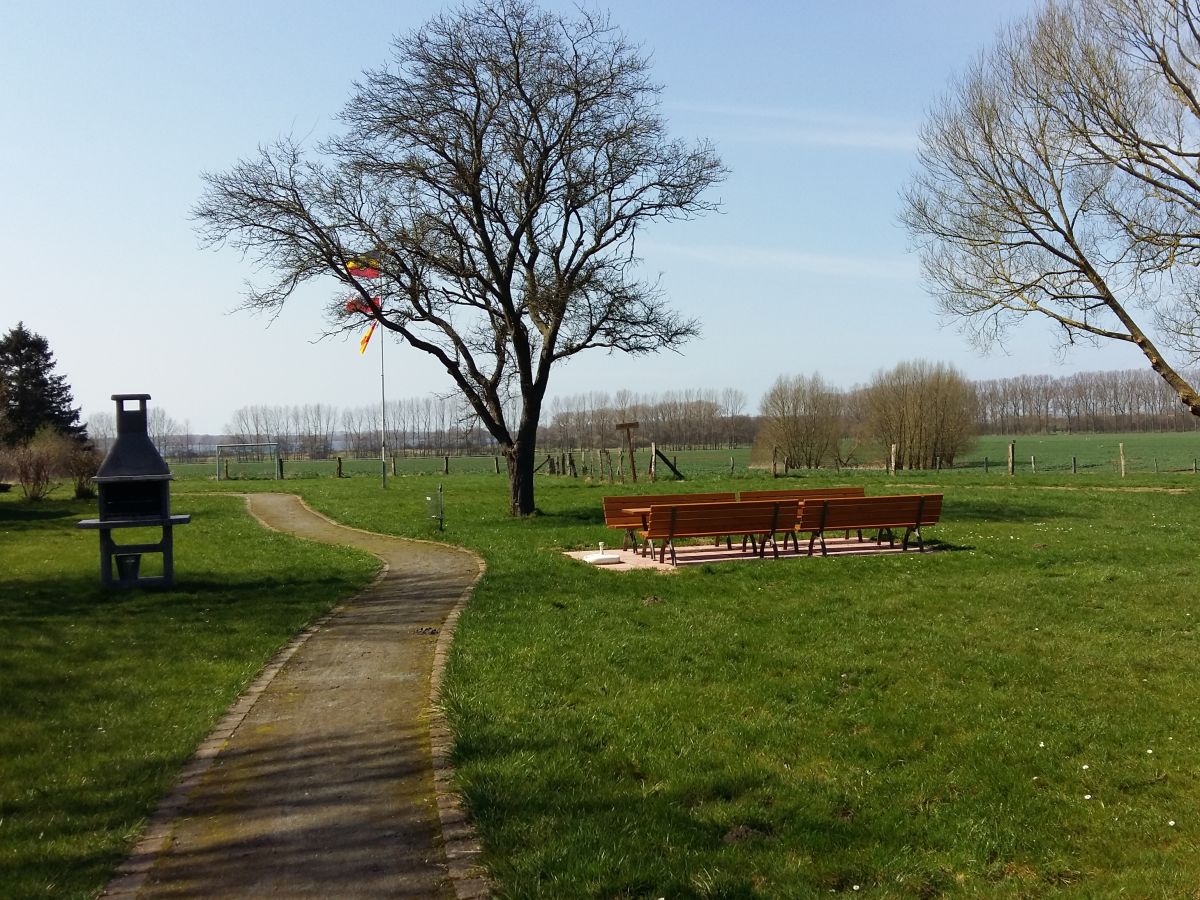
left=77, top=394, right=190, bottom=588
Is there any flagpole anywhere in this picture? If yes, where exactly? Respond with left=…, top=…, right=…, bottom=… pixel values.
left=380, top=321, right=387, bottom=489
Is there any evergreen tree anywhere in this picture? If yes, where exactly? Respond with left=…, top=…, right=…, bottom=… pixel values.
left=0, top=323, right=85, bottom=446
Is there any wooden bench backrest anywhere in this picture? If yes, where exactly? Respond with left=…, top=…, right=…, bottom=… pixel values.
left=644, top=500, right=799, bottom=540
left=738, top=486, right=865, bottom=503
left=602, top=492, right=736, bottom=528
left=797, top=494, right=943, bottom=531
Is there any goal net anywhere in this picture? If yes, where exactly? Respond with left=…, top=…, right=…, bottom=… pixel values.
left=215, top=442, right=280, bottom=480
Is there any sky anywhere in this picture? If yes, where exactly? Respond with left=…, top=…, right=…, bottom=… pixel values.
left=0, top=0, right=1150, bottom=435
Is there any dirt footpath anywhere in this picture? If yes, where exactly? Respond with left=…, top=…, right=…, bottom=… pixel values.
left=105, top=493, right=485, bottom=899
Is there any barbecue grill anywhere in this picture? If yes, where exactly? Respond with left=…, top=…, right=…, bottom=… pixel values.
left=77, top=394, right=190, bottom=588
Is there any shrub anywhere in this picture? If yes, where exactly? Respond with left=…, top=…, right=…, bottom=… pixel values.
left=65, top=442, right=102, bottom=499
left=11, top=429, right=75, bottom=501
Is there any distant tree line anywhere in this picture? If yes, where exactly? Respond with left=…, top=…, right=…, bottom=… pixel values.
left=539, top=389, right=754, bottom=452
left=221, top=396, right=499, bottom=460
left=974, top=369, right=1200, bottom=435
left=85, top=365, right=1200, bottom=466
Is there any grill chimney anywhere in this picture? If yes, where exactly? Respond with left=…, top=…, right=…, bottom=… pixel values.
left=95, top=393, right=171, bottom=481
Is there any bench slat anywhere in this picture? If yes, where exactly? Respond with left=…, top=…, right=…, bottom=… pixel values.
left=642, top=501, right=799, bottom=565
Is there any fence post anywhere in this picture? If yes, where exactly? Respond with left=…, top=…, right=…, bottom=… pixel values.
left=568, top=451, right=577, bottom=478
left=494, top=456, right=501, bottom=475
left=1031, top=455, right=1036, bottom=473
left=984, top=456, right=989, bottom=474
left=889, top=443, right=897, bottom=476
left=730, top=456, right=735, bottom=475
left=650, top=442, right=657, bottom=482
left=1072, top=456, right=1077, bottom=475
left=1154, top=457, right=1159, bottom=475
left=443, top=455, right=450, bottom=475
left=1007, top=441, right=1015, bottom=476
left=1119, top=442, right=1126, bottom=478
left=336, top=457, right=343, bottom=478
left=772, top=447, right=779, bottom=479
left=391, top=455, right=397, bottom=476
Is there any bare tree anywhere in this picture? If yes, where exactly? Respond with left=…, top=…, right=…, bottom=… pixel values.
left=195, top=0, right=724, bottom=515
left=85, top=410, right=115, bottom=456
left=862, top=361, right=975, bottom=469
left=903, top=0, right=1200, bottom=416
left=757, top=373, right=842, bottom=470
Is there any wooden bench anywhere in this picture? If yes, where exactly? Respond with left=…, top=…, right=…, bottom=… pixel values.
left=641, top=500, right=799, bottom=566
left=738, top=486, right=866, bottom=503
left=602, top=492, right=736, bottom=550
left=791, top=494, right=943, bottom=556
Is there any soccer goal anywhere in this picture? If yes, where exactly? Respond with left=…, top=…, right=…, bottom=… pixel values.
left=215, top=442, right=280, bottom=480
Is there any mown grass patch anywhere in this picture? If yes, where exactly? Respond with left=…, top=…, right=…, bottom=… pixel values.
left=0, top=492, right=378, bottom=899
left=273, top=472, right=1200, bottom=896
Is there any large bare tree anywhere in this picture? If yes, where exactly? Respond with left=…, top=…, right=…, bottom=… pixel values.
left=196, top=0, right=724, bottom=515
left=903, top=0, right=1200, bottom=415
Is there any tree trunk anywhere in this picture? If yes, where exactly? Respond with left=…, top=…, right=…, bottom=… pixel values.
left=504, top=439, right=538, bottom=517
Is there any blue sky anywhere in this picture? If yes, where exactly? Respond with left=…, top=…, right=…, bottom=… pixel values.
left=1, top=0, right=1144, bottom=433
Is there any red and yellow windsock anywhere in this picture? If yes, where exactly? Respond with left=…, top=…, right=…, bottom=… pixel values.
left=347, top=256, right=382, bottom=279
left=358, top=321, right=377, bottom=355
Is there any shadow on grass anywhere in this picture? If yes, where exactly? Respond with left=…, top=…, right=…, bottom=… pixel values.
left=948, top=497, right=1075, bottom=523
left=1, top=572, right=356, bottom=619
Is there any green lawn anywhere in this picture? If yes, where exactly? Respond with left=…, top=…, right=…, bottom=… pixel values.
left=6, top=460, right=1200, bottom=897
left=283, top=470, right=1200, bottom=897
left=0, top=492, right=378, bottom=899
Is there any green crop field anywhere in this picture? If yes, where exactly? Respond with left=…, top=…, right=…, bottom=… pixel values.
left=6, top=454, right=1200, bottom=896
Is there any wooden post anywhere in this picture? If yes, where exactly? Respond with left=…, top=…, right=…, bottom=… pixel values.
left=772, top=446, right=779, bottom=478
left=618, top=449, right=625, bottom=483
left=889, top=444, right=897, bottom=476
left=1119, top=442, right=1126, bottom=477
left=649, top=442, right=657, bottom=481
left=1007, top=441, right=1015, bottom=476
left=1154, top=457, right=1159, bottom=475
left=336, top=457, right=343, bottom=478
left=1031, top=455, right=1036, bottom=473
left=730, top=456, right=735, bottom=475
left=391, top=455, right=397, bottom=476
left=443, top=455, right=450, bottom=475
left=568, top=452, right=577, bottom=478
left=1072, top=456, right=1077, bottom=474
left=494, top=456, right=501, bottom=475
left=984, top=456, right=989, bottom=474
left=615, top=422, right=639, bottom=483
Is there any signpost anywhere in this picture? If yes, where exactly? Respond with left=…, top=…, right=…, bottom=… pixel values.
left=615, top=421, right=639, bottom=483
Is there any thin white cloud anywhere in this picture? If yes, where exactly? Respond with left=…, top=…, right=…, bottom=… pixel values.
left=671, top=102, right=918, bottom=152
left=648, top=242, right=920, bottom=281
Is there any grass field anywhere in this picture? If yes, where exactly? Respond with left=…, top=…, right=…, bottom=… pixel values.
left=6, top=442, right=1200, bottom=896
left=167, top=431, right=1200, bottom=483
left=282, top=471, right=1200, bottom=897
left=0, top=493, right=378, bottom=899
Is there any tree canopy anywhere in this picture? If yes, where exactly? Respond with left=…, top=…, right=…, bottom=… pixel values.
left=0, top=322, right=85, bottom=447
left=903, top=0, right=1200, bottom=416
left=195, top=0, right=725, bottom=514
